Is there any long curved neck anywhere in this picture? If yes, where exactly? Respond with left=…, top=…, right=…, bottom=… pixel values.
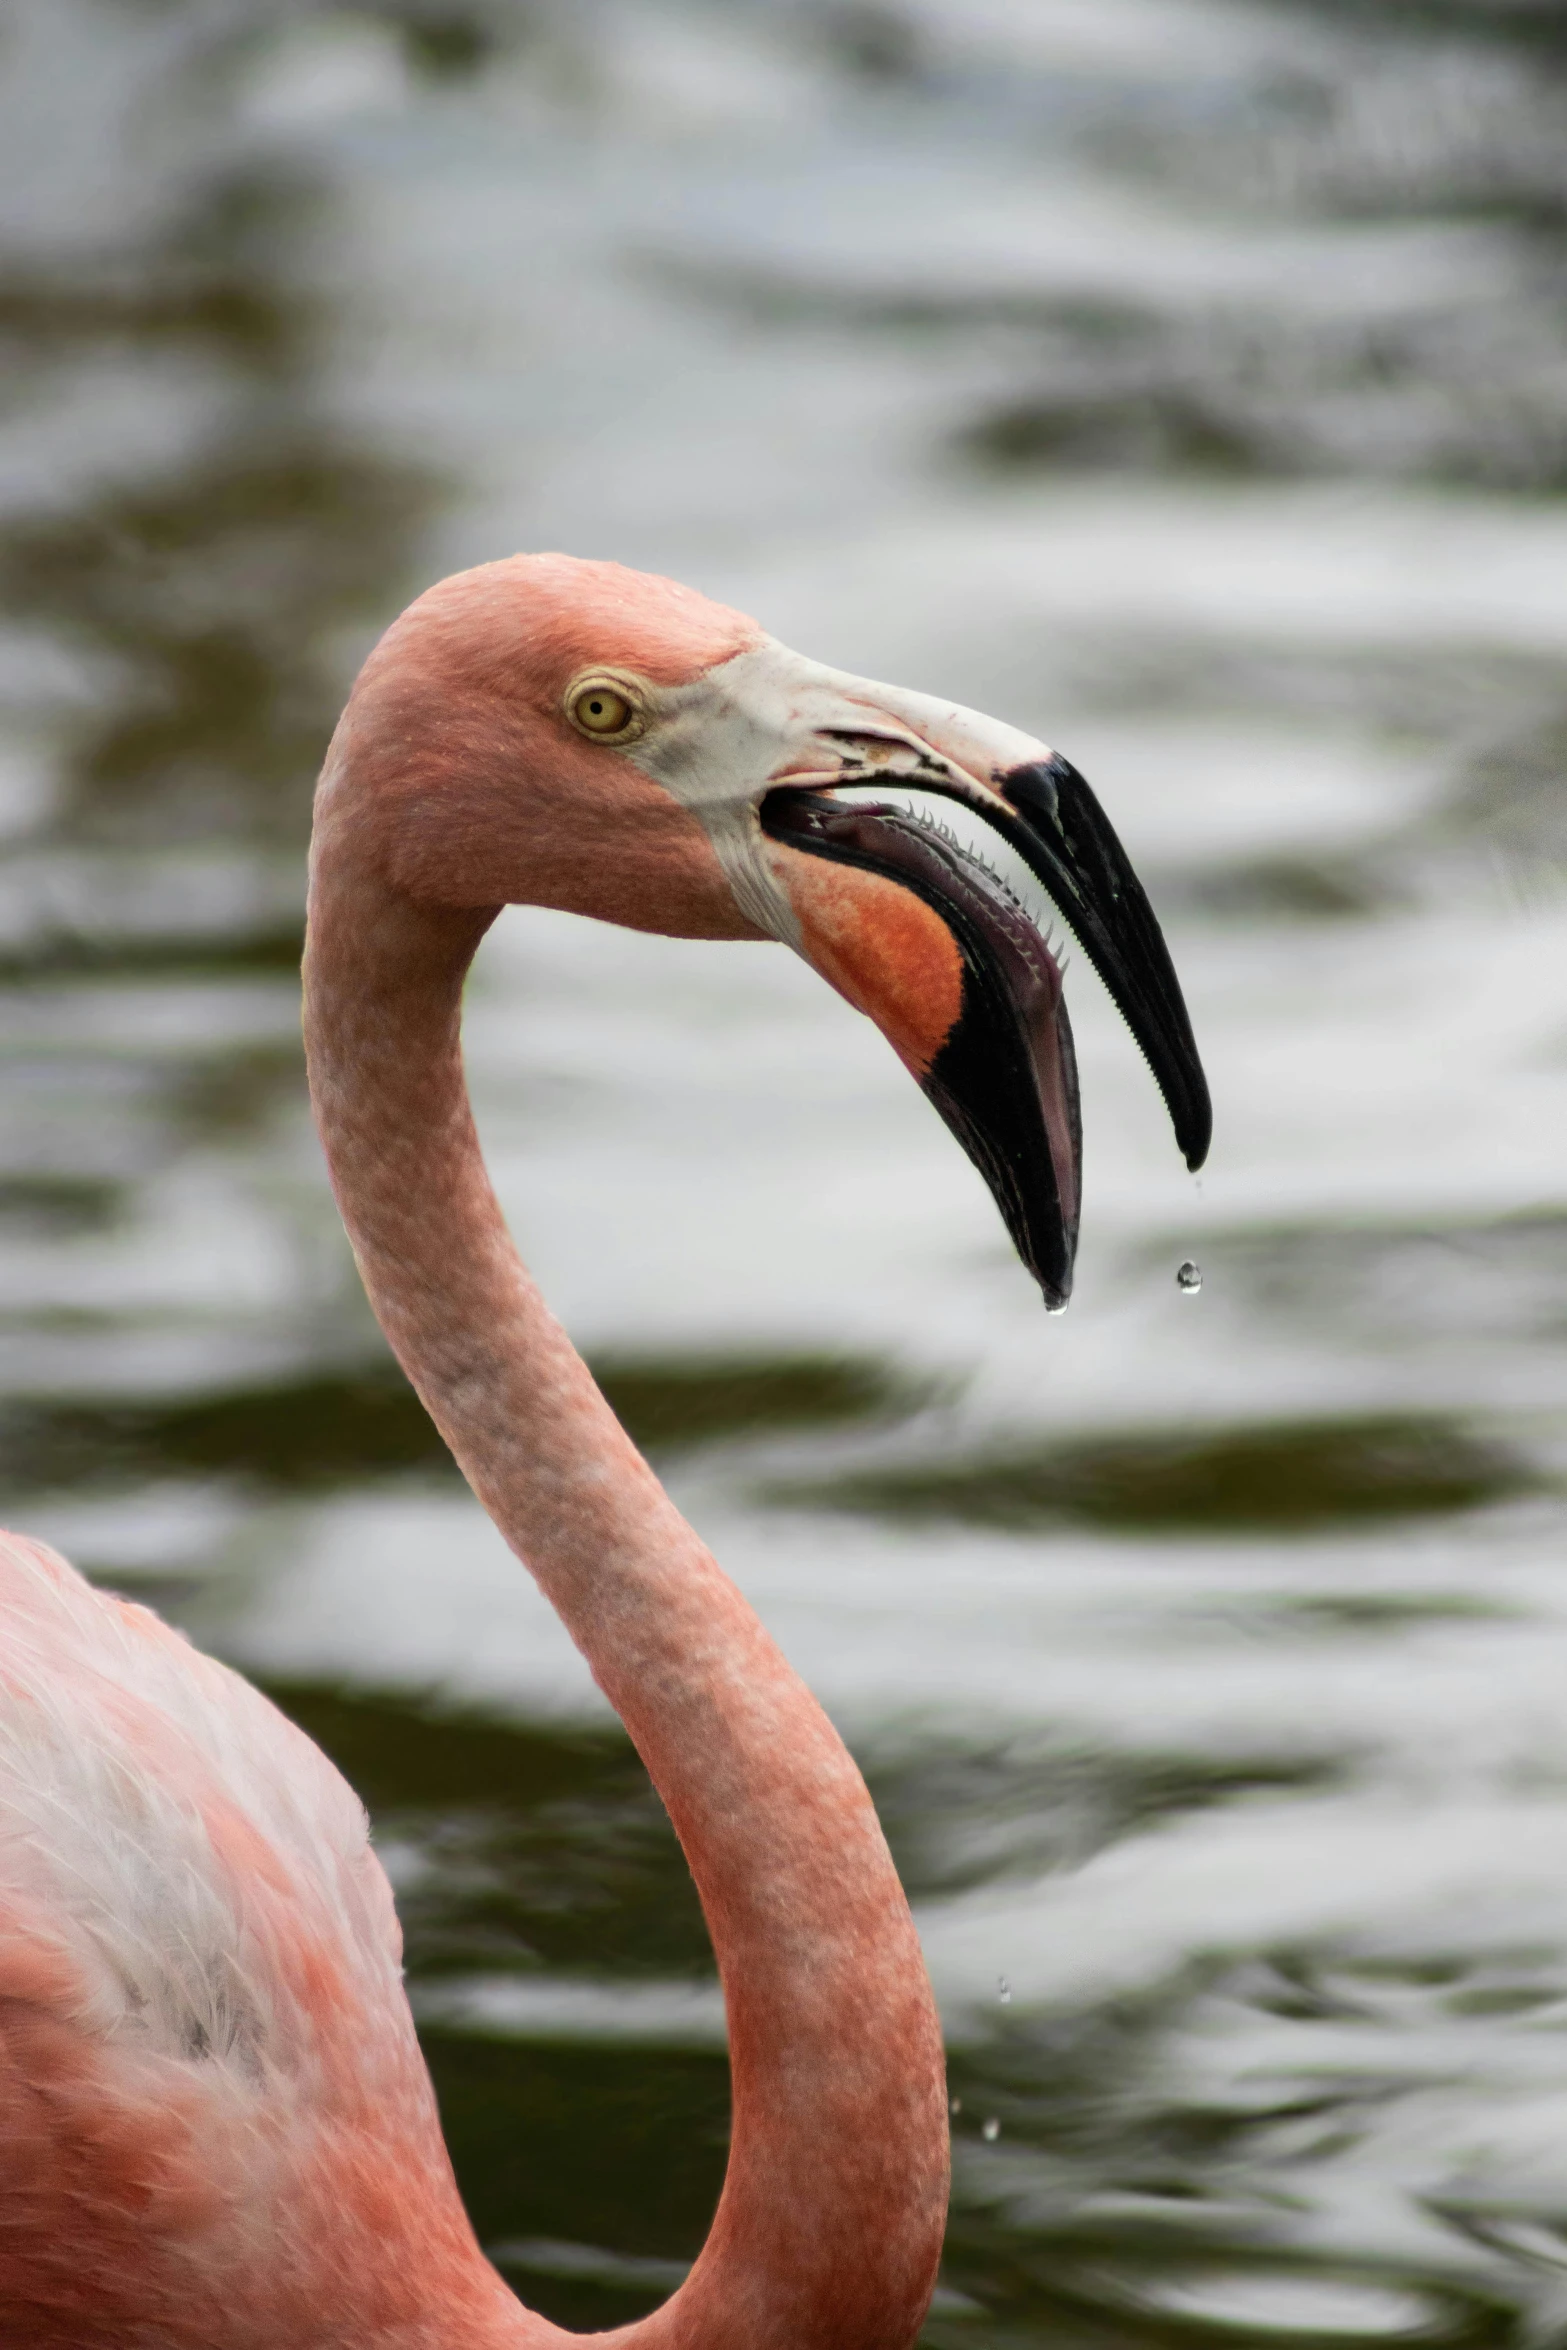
left=302, top=852, right=948, bottom=2350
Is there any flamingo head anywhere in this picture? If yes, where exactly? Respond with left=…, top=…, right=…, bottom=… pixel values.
left=323, top=552, right=1211, bottom=1307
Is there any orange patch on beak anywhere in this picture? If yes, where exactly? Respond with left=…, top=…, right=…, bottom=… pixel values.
left=770, top=843, right=964, bottom=1076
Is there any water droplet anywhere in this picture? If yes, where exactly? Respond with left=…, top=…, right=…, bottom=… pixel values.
left=949, top=2095, right=962, bottom=2116
left=997, top=1975, right=1012, bottom=2005
left=1176, top=1259, right=1202, bottom=1294
left=982, top=2117, right=1001, bottom=2143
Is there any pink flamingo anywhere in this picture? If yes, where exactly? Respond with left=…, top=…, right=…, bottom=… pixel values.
left=0, top=557, right=1207, bottom=2347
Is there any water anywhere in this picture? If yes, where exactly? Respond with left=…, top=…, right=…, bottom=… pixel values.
left=1, top=0, right=1565, bottom=2340
left=1178, top=1259, right=1204, bottom=1293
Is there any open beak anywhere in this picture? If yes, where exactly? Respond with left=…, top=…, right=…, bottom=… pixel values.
left=752, top=668, right=1210, bottom=1309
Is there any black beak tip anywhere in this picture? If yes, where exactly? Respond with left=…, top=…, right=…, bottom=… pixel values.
left=1019, top=1203, right=1080, bottom=1316
left=998, top=752, right=1213, bottom=1185
left=1179, top=1093, right=1213, bottom=1175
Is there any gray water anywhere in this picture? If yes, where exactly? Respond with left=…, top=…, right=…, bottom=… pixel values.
left=2, top=1, right=1566, bottom=2338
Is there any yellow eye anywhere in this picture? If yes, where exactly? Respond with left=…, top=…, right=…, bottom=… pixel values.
left=570, top=683, right=633, bottom=736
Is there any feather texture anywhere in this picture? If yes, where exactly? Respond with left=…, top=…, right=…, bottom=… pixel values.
left=0, top=1531, right=527, bottom=2349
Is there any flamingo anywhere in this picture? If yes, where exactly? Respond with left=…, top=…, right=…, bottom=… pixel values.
left=0, top=555, right=1208, bottom=2348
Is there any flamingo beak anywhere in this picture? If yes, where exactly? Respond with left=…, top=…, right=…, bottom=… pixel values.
left=757, top=708, right=1210, bottom=1310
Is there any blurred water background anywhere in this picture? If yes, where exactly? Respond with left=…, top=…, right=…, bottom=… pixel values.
left=2, top=0, right=1566, bottom=2339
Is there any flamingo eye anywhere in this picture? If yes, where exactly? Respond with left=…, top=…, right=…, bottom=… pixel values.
left=568, top=680, right=637, bottom=738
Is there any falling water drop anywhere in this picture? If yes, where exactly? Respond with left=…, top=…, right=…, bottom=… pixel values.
left=982, top=2117, right=1001, bottom=2143
left=949, top=2095, right=962, bottom=2116
left=997, top=1975, right=1012, bottom=2005
left=1176, top=1259, right=1202, bottom=1294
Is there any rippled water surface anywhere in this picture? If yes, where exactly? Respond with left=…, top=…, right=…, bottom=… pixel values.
left=3, top=1, right=1566, bottom=2338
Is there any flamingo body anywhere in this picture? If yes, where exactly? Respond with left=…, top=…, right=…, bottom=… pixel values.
left=0, top=1531, right=518, bottom=2347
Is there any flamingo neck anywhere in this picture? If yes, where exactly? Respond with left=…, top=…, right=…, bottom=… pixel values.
left=301, top=854, right=948, bottom=2350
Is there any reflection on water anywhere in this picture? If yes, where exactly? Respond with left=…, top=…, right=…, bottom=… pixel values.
left=2, top=0, right=1566, bottom=2341
left=772, top=1411, right=1536, bottom=1533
